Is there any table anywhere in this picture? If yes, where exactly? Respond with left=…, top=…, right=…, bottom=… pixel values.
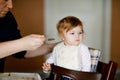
left=0, top=72, right=42, bottom=80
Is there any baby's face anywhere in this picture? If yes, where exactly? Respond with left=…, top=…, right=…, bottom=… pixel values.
left=62, top=26, right=83, bottom=46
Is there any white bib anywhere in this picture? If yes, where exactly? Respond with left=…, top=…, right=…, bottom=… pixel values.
left=57, top=46, right=82, bottom=70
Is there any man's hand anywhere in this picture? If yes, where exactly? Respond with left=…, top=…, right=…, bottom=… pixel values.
left=20, top=34, right=45, bottom=51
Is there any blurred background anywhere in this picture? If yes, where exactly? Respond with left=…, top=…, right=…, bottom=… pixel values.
left=4, top=0, right=120, bottom=79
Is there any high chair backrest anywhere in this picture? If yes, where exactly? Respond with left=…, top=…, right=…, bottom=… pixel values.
left=51, top=64, right=102, bottom=80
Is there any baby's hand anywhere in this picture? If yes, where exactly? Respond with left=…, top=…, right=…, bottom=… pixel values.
left=42, top=62, right=51, bottom=73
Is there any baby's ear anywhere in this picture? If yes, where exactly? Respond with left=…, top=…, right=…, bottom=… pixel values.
left=59, top=34, right=64, bottom=40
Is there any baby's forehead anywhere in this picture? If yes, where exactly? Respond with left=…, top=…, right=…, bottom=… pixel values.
left=65, top=26, right=82, bottom=32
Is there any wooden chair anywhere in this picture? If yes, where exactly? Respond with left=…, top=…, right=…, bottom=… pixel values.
left=49, top=61, right=118, bottom=80
left=97, top=61, right=118, bottom=80
left=44, top=47, right=118, bottom=80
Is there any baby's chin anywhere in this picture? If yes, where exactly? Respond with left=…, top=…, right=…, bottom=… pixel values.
left=74, top=42, right=81, bottom=46
left=69, top=44, right=80, bottom=46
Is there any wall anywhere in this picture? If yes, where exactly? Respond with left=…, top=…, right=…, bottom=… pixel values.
left=5, top=0, right=45, bottom=72
left=110, top=0, right=120, bottom=68
left=11, top=0, right=44, bottom=35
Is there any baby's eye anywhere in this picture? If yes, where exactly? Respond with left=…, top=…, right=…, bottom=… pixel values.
left=78, top=32, right=83, bottom=34
left=70, top=33, right=75, bottom=35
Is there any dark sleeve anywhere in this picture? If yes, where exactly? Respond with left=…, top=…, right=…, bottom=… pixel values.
left=7, top=12, right=27, bottom=58
left=12, top=51, right=27, bottom=58
left=0, top=11, right=27, bottom=58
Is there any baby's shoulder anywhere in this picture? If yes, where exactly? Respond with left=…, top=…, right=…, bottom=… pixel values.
left=54, top=42, right=64, bottom=49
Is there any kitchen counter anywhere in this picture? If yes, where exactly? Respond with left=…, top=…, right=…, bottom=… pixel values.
left=0, top=72, right=41, bottom=80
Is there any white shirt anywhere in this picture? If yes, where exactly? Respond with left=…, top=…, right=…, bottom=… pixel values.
left=46, top=42, right=91, bottom=72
